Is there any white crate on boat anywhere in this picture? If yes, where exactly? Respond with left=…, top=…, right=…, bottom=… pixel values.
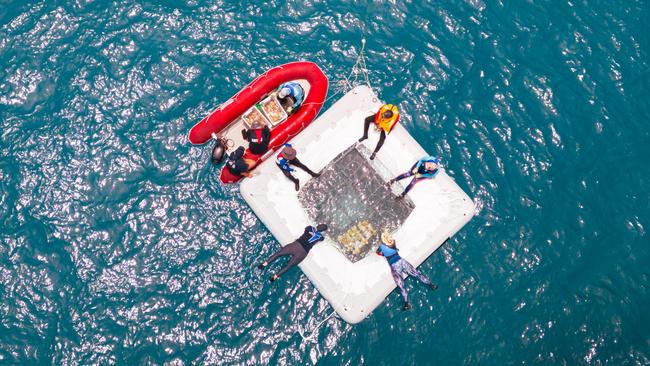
left=259, top=95, right=288, bottom=126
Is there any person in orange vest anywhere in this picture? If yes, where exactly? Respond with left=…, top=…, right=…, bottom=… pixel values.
left=358, top=104, right=399, bottom=160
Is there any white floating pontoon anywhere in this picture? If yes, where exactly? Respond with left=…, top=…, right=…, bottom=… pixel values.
left=240, top=86, right=475, bottom=324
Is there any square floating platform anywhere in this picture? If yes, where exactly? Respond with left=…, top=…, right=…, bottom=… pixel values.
left=240, top=86, right=475, bottom=324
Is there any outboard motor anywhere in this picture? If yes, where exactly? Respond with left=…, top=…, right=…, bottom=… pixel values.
left=210, top=133, right=227, bottom=164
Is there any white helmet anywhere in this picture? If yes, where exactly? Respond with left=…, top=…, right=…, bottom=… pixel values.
left=278, top=87, right=290, bottom=98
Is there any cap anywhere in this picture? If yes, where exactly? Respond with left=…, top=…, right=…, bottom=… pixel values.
left=278, top=87, right=290, bottom=99
left=281, top=146, right=296, bottom=160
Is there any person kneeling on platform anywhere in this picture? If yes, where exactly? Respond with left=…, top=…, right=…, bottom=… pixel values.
left=258, top=224, right=328, bottom=282
left=277, top=81, right=304, bottom=114
left=358, top=103, right=400, bottom=160
left=376, top=231, right=437, bottom=311
left=225, top=146, right=256, bottom=178
left=389, top=156, right=440, bottom=199
left=241, top=120, right=271, bottom=155
left=276, top=144, right=320, bottom=191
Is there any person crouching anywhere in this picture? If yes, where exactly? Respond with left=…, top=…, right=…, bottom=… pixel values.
left=275, top=144, right=320, bottom=191
left=225, top=146, right=256, bottom=178
left=241, top=120, right=271, bottom=156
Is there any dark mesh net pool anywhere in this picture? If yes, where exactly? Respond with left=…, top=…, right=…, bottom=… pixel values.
left=298, top=146, right=414, bottom=262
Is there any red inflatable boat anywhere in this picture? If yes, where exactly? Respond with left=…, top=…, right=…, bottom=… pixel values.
left=188, top=61, right=329, bottom=183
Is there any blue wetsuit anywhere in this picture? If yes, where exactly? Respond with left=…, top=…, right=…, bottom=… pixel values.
left=275, top=144, right=319, bottom=190
left=392, top=156, right=440, bottom=196
left=278, top=82, right=305, bottom=108
left=377, top=243, right=433, bottom=304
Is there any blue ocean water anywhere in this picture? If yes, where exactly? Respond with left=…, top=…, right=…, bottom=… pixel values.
left=1, top=0, right=649, bottom=364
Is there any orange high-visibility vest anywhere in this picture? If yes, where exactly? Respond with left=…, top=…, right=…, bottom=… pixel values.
left=374, top=104, right=400, bottom=134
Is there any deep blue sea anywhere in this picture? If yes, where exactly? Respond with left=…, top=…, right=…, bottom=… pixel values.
left=1, top=1, right=649, bottom=364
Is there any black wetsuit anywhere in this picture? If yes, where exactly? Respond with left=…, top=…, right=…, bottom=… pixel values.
left=263, top=226, right=325, bottom=279
left=361, top=114, right=387, bottom=156
left=225, top=146, right=249, bottom=176
left=242, top=126, right=271, bottom=155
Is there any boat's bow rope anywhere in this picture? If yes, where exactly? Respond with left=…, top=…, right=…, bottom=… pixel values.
left=300, top=37, right=375, bottom=110
left=298, top=308, right=338, bottom=343
left=343, top=38, right=373, bottom=92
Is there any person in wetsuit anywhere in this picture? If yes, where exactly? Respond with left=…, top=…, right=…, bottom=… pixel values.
left=358, top=104, right=400, bottom=160
left=376, top=231, right=437, bottom=310
left=225, top=146, right=255, bottom=178
left=258, top=224, right=328, bottom=282
left=241, top=121, right=271, bottom=155
left=277, top=81, right=305, bottom=113
left=388, top=156, right=440, bottom=199
left=276, top=144, right=320, bottom=191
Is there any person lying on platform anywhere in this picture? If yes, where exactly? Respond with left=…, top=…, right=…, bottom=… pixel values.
left=241, top=120, right=271, bottom=155
left=277, top=81, right=304, bottom=114
left=358, top=103, right=399, bottom=160
left=225, top=146, right=256, bottom=178
left=376, top=231, right=437, bottom=311
left=388, top=156, right=440, bottom=199
left=276, top=144, right=320, bottom=191
left=258, top=224, right=328, bottom=282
